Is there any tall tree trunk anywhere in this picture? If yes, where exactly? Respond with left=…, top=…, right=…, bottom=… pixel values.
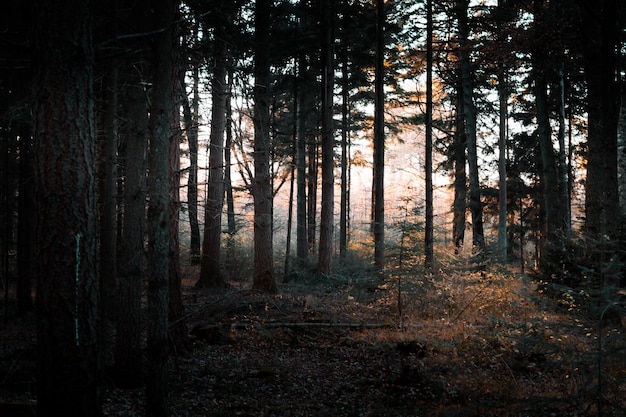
left=318, top=0, right=335, bottom=275
left=296, top=55, right=309, bottom=260
left=532, top=0, right=563, bottom=275
left=456, top=0, right=484, bottom=251
left=578, top=0, right=620, bottom=285
left=373, top=0, right=385, bottom=272
left=98, top=66, right=118, bottom=321
left=253, top=0, right=277, bottom=292
left=169, top=93, right=186, bottom=350
left=557, top=63, right=571, bottom=237
left=184, top=66, right=201, bottom=263
left=618, top=83, right=626, bottom=223
left=146, top=0, right=173, bottom=413
left=339, top=41, right=350, bottom=260
left=225, top=68, right=236, bottom=235
left=198, top=18, right=228, bottom=288
left=497, top=70, right=508, bottom=264
left=114, top=68, right=148, bottom=388
left=424, top=0, right=434, bottom=270
left=452, top=84, right=467, bottom=254
left=33, top=0, right=101, bottom=414
left=17, top=126, right=34, bottom=315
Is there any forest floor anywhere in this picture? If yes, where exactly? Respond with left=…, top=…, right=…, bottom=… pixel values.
left=1, top=261, right=625, bottom=416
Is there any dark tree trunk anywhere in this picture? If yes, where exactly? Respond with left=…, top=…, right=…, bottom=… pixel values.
left=198, top=18, right=228, bottom=288
left=169, top=91, right=187, bottom=350
left=318, top=0, right=335, bottom=275
left=456, top=0, right=484, bottom=251
left=578, top=0, right=620, bottom=287
left=452, top=84, right=467, bottom=254
left=16, top=126, right=34, bottom=315
left=497, top=70, right=508, bottom=264
left=114, top=68, right=148, bottom=388
left=253, top=0, right=277, bottom=293
left=373, top=0, right=385, bottom=272
left=33, top=0, right=101, bottom=414
left=225, top=68, right=236, bottom=236
left=339, top=38, right=349, bottom=260
left=296, top=54, right=309, bottom=261
left=146, top=0, right=174, bottom=413
left=182, top=66, right=201, bottom=263
left=424, top=0, right=434, bottom=270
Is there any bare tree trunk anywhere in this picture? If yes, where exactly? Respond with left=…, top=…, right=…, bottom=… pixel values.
left=457, top=0, right=484, bottom=251
left=452, top=84, right=467, bottom=254
left=340, top=39, right=350, bottom=259
left=497, top=70, right=508, bottom=264
left=115, top=67, right=148, bottom=388
left=198, top=18, right=228, bottom=288
left=225, top=68, right=236, bottom=235
left=296, top=55, right=309, bottom=260
left=17, top=125, right=34, bottom=315
left=373, top=0, right=385, bottom=272
left=318, top=0, right=335, bottom=275
left=33, top=0, right=101, bottom=413
left=146, top=0, right=173, bottom=413
left=184, top=65, right=201, bottom=263
left=253, top=0, right=277, bottom=292
left=424, top=0, right=434, bottom=270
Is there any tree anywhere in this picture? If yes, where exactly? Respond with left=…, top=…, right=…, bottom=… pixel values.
left=198, top=6, right=230, bottom=289
left=373, top=0, right=385, bottom=272
left=577, top=0, right=620, bottom=246
left=424, top=0, right=434, bottom=269
left=33, top=0, right=101, bottom=414
left=456, top=0, right=485, bottom=251
left=145, top=0, right=174, bottom=413
left=318, top=0, right=335, bottom=275
left=253, top=0, right=278, bottom=292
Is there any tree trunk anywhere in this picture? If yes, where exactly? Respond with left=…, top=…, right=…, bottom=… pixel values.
left=225, top=68, right=237, bottom=235
left=318, top=0, right=335, bottom=275
left=456, top=0, right=484, bottom=251
left=146, top=0, right=174, bottom=413
left=424, top=0, right=434, bottom=270
left=578, top=0, right=620, bottom=285
left=169, top=92, right=187, bottom=350
left=296, top=55, right=309, bottom=260
left=497, top=70, right=508, bottom=264
left=114, top=68, right=148, bottom=388
left=198, top=18, right=228, bottom=288
left=17, top=126, right=34, bottom=315
left=98, top=66, right=118, bottom=321
left=253, top=0, right=277, bottom=293
left=184, top=65, right=201, bottom=263
left=452, top=83, right=467, bottom=254
left=33, top=0, right=101, bottom=414
left=373, top=0, right=385, bottom=272
left=339, top=39, right=350, bottom=260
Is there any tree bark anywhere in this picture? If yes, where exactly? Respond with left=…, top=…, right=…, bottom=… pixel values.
left=373, top=0, right=385, bottom=272
left=452, top=83, right=467, bottom=254
left=17, top=126, right=34, bottom=315
left=456, top=0, right=484, bottom=251
left=253, top=0, right=277, bottom=292
left=33, top=0, right=101, bottom=414
left=318, top=0, right=335, bottom=275
left=198, top=16, right=228, bottom=288
left=146, top=0, right=174, bottom=413
left=114, top=68, right=148, bottom=388
left=296, top=54, right=309, bottom=260
left=424, top=0, right=434, bottom=270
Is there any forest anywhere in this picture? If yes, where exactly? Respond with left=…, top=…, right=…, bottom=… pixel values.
left=0, top=0, right=625, bottom=416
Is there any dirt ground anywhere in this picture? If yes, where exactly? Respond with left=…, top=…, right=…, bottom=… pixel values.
left=1, top=266, right=625, bottom=416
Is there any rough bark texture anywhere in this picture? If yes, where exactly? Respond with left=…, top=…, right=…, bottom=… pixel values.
left=424, top=0, right=434, bottom=270
left=33, top=0, right=101, bottom=414
left=457, top=0, right=484, bottom=251
left=253, top=0, right=277, bottom=293
left=296, top=55, right=309, bottom=260
left=198, top=20, right=228, bottom=288
left=318, top=0, right=335, bottom=276
left=114, top=69, right=148, bottom=388
left=17, top=126, right=35, bottom=315
left=373, top=0, right=385, bottom=272
left=146, top=0, right=174, bottom=414
left=452, top=85, right=467, bottom=253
